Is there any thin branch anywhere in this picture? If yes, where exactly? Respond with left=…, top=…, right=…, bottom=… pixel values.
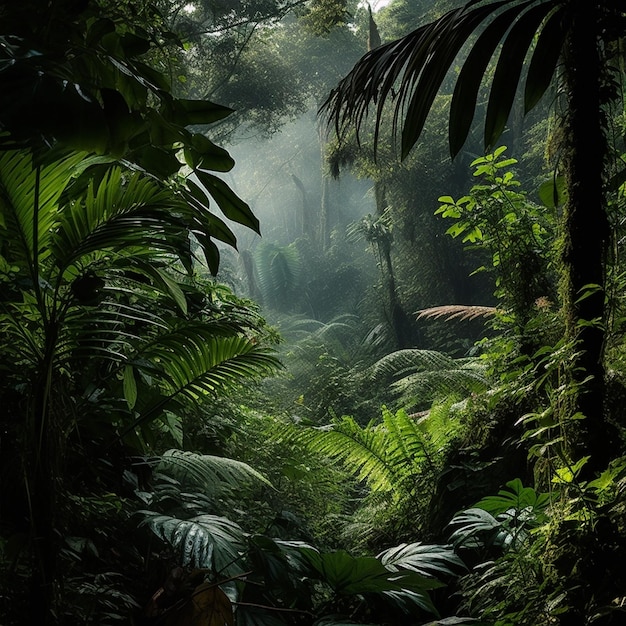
left=234, top=601, right=314, bottom=617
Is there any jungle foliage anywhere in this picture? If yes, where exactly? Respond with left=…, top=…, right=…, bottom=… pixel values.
left=3, top=1, right=626, bottom=625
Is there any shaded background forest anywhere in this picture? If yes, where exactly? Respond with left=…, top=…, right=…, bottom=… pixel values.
left=1, top=0, right=626, bottom=625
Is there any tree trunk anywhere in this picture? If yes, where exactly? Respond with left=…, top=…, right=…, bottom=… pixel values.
left=557, top=5, right=620, bottom=621
left=373, top=182, right=417, bottom=348
left=560, top=0, right=617, bottom=477
left=291, top=174, right=317, bottom=243
left=30, top=353, right=58, bottom=625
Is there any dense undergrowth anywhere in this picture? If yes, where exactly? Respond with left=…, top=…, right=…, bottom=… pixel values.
left=2, top=1, right=626, bottom=625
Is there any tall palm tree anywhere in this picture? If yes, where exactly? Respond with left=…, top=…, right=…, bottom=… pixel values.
left=322, top=0, right=626, bottom=477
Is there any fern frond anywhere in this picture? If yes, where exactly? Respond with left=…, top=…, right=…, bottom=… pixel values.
left=382, top=407, right=431, bottom=472
left=294, top=416, right=398, bottom=493
left=392, top=364, right=488, bottom=402
left=370, top=350, right=458, bottom=384
left=416, top=305, right=497, bottom=322
left=291, top=408, right=444, bottom=497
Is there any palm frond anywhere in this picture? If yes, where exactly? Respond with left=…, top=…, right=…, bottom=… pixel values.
left=0, top=149, right=85, bottom=267
left=369, top=349, right=459, bottom=383
left=142, top=333, right=279, bottom=400
left=378, top=542, right=465, bottom=579
left=321, top=0, right=560, bottom=158
left=53, top=167, right=192, bottom=271
left=119, top=332, right=279, bottom=435
left=391, top=363, right=488, bottom=404
left=368, top=349, right=488, bottom=407
left=158, top=449, right=273, bottom=495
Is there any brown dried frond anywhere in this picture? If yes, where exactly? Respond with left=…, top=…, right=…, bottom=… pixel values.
left=416, top=305, right=498, bottom=322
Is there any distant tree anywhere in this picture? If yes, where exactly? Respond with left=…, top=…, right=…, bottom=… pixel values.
left=157, top=0, right=363, bottom=141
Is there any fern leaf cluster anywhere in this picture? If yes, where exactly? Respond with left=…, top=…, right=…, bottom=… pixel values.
left=283, top=405, right=464, bottom=501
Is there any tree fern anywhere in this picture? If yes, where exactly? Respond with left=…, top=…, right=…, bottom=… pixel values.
left=285, top=407, right=448, bottom=498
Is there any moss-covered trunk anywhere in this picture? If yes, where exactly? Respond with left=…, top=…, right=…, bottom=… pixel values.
left=560, top=0, right=616, bottom=478
left=557, top=4, right=619, bottom=621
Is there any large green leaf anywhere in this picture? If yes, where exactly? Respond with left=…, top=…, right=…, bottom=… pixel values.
left=538, top=175, right=567, bottom=209
left=141, top=512, right=245, bottom=575
left=165, top=98, right=234, bottom=127
left=302, top=549, right=441, bottom=597
left=194, top=170, right=260, bottom=234
left=473, top=478, right=551, bottom=517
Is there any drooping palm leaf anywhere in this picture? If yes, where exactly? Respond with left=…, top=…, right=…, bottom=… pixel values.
left=321, top=0, right=565, bottom=158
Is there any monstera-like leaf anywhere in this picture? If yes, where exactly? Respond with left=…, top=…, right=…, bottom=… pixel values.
left=300, top=547, right=442, bottom=615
